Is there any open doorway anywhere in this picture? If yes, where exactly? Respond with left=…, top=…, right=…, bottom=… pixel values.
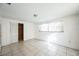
left=18, top=23, right=24, bottom=42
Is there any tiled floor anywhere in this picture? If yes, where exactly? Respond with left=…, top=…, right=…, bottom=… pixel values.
left=0, top=39, right=79, bottom=56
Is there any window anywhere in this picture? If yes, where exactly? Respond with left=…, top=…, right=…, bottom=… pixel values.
left=49, top=22, right=64, bottom=31
left=39, top=24, right=48, bottom=31
left=39, top=21, right=64, bottom=32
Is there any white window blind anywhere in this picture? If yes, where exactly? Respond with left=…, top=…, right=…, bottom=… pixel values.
left=39, top=21, right=64, bottom=32
left=39, top=24, right=48, bottom=31
left=49, top=22, right=64, bottom=31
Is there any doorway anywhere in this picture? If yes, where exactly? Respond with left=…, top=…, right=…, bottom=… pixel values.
left=18, top=23, right=24, bottom=42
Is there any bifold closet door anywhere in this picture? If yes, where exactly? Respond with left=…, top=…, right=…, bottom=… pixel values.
left=0, top=24, right=1, bottom=54
left=10, top=22, right=18, bottom=43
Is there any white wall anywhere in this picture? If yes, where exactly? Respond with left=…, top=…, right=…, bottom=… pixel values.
left=64, top=15, right=79, bottom=49
left=36, top=14, right=79, bottom=50
left=0, top=17, right=36, bottom=46
left=24, top=22, right=36, bottom=40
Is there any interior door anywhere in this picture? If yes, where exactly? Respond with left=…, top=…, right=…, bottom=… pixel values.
left=18, top=23, right=24, bottom=42
left=0, top=24, right=1, bottom=54
left=10, top=22, right=18, bottom=43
